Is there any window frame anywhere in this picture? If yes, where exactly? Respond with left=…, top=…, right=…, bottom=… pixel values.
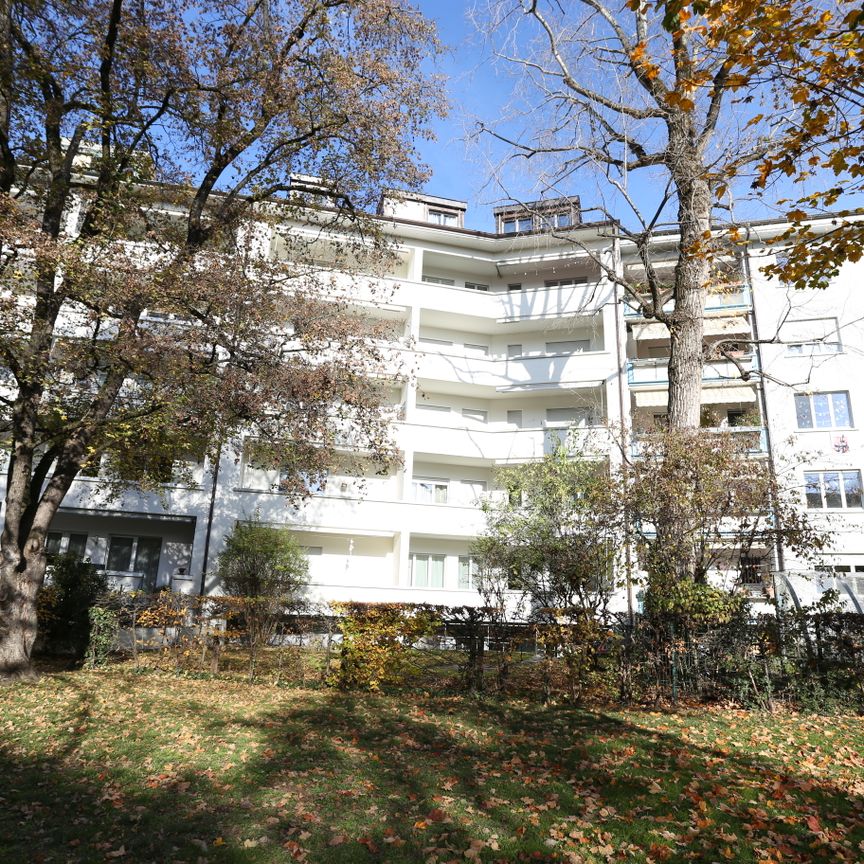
left=804, top=470, right=864, bottom=509
left=794, top=391, right=853, bottom=430
left=410, top=552, right=446, bottom=588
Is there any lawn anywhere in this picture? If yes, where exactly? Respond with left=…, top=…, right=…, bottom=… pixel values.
left=1, top=668, right=863, bottom=863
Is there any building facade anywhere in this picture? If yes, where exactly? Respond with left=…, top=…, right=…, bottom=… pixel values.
left=6, top=192, right=863, bottom=611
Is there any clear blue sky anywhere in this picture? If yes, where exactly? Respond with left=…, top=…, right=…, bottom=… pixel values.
left=411, top=2, right=863, bottom=233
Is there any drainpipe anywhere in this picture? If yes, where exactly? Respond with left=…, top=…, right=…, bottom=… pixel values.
left=199, top=439, right=223, bottom=595
left=610, top=238, right=635, bottom=626
left=740, top=236, right=785, bottom=574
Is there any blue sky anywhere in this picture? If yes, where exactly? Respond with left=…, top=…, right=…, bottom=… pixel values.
left=410, top=2, right=862, bottom=233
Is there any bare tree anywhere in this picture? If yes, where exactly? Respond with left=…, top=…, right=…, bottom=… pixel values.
left=474, top=0, right=778, bottom=428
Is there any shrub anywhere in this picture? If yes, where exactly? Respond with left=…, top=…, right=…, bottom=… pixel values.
left=329, top=602, right=440, bottom=691
left=216, top=521, right=309, bottom=679
left=39, top=554, right=108, bottom=661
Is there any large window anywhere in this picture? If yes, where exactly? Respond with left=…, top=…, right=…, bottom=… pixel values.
left=46, top=532, right=88, bottom=560
left=106, top=535, right=162, bottom=590
left=544, top=277, right=587, bottom=288
left=411, top=553, right=445, bottom=588
left=413, top=477, right=448, bottom=504
left=421, top=275, right=455, bottom=286
left=458, top=556, right=480, bottom=590
left=804, top=470, right=863, bottom=509
left=464, top=281, right=489, bottom=292
left=795, top=392, right=853, bottom=429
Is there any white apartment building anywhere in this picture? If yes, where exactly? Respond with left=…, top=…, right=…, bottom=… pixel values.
left=7, top=192, right=863, bottom=612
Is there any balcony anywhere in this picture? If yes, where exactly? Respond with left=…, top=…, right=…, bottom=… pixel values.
left=630, top=426, right=768, bottom=457
left=627, top=355, right=755, bottom=386
left=623, top=282, right=751, bottom=318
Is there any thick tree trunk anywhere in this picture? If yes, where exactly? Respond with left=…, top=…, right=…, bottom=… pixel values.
left=0, top=551, right=47, bottom=679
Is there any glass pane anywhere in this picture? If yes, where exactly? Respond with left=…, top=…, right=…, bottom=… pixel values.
left=45, top=532, right=63, bottom=555
left=557, top=213, right=571, bottom=228
left=518, top=218, right=533, bottom=231
left=458, top=557, right=471, bottom=589
left=507, top=344, right=522, bottom=358
left=433, top=483, right=448, bottom=504
left=507, top=410, right=523, bottom=428
left=794, top=395, right=813, bottom=429
left=804, top=473, right=823, bottom=508
left=843, top=472, right=862, bottom=508
left=429, top=556, right=445, bottom=588
left=67, top=534, right=88, bottom=560
left=503, top=220, right=516, bottom=234
left=813, top=394, right=832, bottom=428
left=412, top=555, right=428, bottom=588
left=107, top=537, right=135, bottom=571
left=832, top=392, right=852, bottom=426
left=823, top=472, right=842, bottom=508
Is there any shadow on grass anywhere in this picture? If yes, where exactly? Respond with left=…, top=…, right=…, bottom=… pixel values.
left=1, top=672, right=863, bottom=863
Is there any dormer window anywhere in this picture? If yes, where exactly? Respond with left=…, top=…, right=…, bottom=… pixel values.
left=540, top=212, right=572, bottom=229
left=502, top=216, right=533, bottom=234
left=428, top=208, right=460, bottom=227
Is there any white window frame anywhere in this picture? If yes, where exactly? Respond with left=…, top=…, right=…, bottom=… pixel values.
left=428, top=209, right=460, bottom=227
left=421, top=274, right=455, bottom=286
left=410, top=552, right=446, bottom=588
left=412, top=477, right=449, bottom=504
left=794, top=391, right=853, bottom=430
left=458, top=555, right=481, bottom=590
left=804, top=470, right=864, bottom=509
left=465, top=281, right=489, bottom=292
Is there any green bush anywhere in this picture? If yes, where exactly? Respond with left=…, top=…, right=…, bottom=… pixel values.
left=39, top=554, right=108, bottom=661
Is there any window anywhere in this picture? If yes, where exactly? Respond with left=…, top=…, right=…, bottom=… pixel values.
left=507, top=344, right=523, bottom=358
left=739, top=556, right=766, bottom=585
left=502, top=216, right=533, bottom=234
left=411, top=553, right=445, bottom=588
left=795, top=392, right=853, bottom=429
left=462, top=408, right=487, bottom=424
left=544, top=277, right=588, bottom=288
left=780, top=317, right=842, bottom=355
left=422, top=275, right=455, bottom=286
left=545, top=339, right=590, bottom=354
left=464, top=343, right=489, bottom=356
left=804, top=470, right=863, bottom=509
left=539, top=212, right=572, bottom=230
left=465, top=281, right=489, bottom=292
left=303, top=546, right=323, bottom=557
left=458, top=556, right=480, bottom=590
left=507, top=283, right=522, bottom=292
left=428, top=209, right=459, bottom=227
left=507, top=410, right=524, bottom=428
left=46, top=531, right=88, bottom=559
left=727, top=410, right=748, bottom=427
left=417, top=403, right=450, bottom=415
left=413, top=477, right=448, bottom=504
left=419, top=336, right=453, bottom=347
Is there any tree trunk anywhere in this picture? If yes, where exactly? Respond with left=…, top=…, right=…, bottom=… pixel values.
left=0, top=552, right=47, bottom=679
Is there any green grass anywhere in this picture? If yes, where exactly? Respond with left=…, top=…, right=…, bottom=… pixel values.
left=2, top=667, right=863, bottom=863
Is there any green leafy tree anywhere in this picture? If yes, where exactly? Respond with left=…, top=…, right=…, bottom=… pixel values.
left=216, top=520, right=309, bottom=680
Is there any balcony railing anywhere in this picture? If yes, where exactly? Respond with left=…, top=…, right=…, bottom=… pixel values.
left=630, top=426, right=768, bottom=457
left=623, top=282, right=751, bottom=318
left=627, top=355, right=755, bottom=386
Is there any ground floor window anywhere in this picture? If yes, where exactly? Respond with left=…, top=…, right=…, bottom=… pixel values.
left=458, top=556, right=480, bottom=590
left=410, top=553, right=445, bottom=588
left=106, top=535, right=162, bottom=590
left=45, top=531, right=88, bottom=560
